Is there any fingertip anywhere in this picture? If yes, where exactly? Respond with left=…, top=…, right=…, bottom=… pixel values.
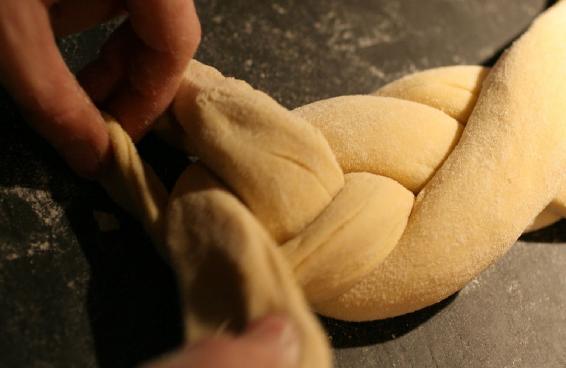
left=105, top=79, right=176, bottom=142
left=243, top=315, right=301, bottom=368
left=61, top=136, right=110, bottom=178
left=17, top=72, right=112, bottom=178
left=126, top=0, right=202, bottom=56
left=23, top=84, right=111, bottom=178
left=142, top=315, right=300, bottom=368
left=34, top=106, right=111, bottom=179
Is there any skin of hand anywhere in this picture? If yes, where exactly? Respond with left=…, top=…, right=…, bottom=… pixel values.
left=142, top=315, right=301, bottom=368
left=0, top=0, right=201, bottom=177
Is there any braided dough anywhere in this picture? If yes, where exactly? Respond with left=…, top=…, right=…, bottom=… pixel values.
left=99, top=3, right=566, bottom=367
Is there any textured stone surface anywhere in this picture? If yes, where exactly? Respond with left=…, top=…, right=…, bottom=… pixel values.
left=1, top=1, right=564, bottom=367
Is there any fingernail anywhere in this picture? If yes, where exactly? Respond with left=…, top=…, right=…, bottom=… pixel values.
left=245, top=315, right=301, bottom=367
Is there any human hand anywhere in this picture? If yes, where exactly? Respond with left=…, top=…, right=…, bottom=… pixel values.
left=0, top=0, right=201, bottom=177
left=143, top=315, right=301, bottom=368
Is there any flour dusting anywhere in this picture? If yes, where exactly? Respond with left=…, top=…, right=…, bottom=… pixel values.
left=1, top=186, right=68, bottom=261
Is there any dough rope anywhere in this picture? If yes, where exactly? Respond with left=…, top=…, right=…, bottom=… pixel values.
left=99, top=3, right=566, bottom=367
left=99, top=118, right=168, bottom=248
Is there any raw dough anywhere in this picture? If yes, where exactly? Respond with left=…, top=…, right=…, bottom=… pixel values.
left=98, top=2, right=566, bottom=367
left=167, top=164, right=331, bottom=368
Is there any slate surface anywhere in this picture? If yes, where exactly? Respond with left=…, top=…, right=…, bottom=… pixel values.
left=1, top=1, right=565, bottom=367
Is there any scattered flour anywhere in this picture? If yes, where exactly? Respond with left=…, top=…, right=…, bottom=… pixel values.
left=8, top=187, right=64, bottom=226
left=1, top=186, right=67, bottom=262
left=460, top=278, right=481, bottom=296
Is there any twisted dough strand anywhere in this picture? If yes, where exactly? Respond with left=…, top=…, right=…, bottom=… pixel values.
left=314, top=2, right=566, bottom=319
left=373, top=65, right=566, bottom=230
left=99, top=118, right=168, bottom=247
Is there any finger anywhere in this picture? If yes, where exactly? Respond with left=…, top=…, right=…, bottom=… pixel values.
left=126, top=0, right=200, bottom=54
left=103, top=0, right=201, bottom=141
left=143, top=315, right=300, bottom=368
left=78, top=23, right=132, bottom=104
left=0, top=0, right=109, bottom=177
left=48, top=0, right=125, bottom=36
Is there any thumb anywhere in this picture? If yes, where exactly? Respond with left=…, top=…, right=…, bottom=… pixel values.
left=143, top=315, right=301, bottom=368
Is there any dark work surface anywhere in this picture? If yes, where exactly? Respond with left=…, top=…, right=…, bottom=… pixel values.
left=1, top=1, right=565, bottom=367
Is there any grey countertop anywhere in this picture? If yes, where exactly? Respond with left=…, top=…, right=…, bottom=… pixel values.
left=1, top=1, right=565, bottom=367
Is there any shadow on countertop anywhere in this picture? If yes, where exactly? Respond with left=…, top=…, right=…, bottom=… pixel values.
left=322, top=294, right=457, bottom=349
left=66, top=137, right=188, bottom=368
left=69, top=198, right=184, bottom=368
left=520, top=220, right=566, bottom=243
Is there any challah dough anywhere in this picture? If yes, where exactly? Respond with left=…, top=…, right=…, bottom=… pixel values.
left=98, top=2, right=566, bottom=367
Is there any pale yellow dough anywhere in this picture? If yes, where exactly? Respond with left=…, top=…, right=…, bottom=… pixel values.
left=99, top=118, right=168, bottom=248
left=98, top=2, right=566, bottom=367
left=281, top=172, right=414, bottom=305
left=316, top=2, right=566, bottom=320
left=294, top=95, right=464, bottom=192
left=176, top=77, right=344, bottom=243
left=167, top=165, right=331, bottom=368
